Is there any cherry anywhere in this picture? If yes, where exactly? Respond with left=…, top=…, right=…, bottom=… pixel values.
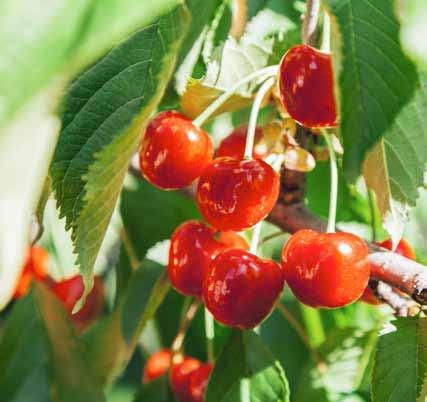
left=216, top=126, right=267, bottom=160
left=170, top=357, right=201, bottom=402
left=216, top=231, right=248, bottom=251
left=188, top=363, right=213, bottom=402
left=361, top=238, right=416, bottom=304
left=14, top=246, right=49, bottom=299
left=203, top=249, right=284, bottom=329
left=278, top=45, right=337, bottom=128
left=168, top=221, right=248, bottom=297
left=52, top=275, right=104, bottom=330
left=143, top=349, right=172, bottom=383
left=281, top=230, right=370, bottom=308
left=197, top=157, right=280, bottom=231
left=139, top=111, right=213, bottom=190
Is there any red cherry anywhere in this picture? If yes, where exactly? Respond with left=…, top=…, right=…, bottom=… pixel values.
left=188, top=363, right=213, bottom=402
left=139, top=111, right=213, bottom=190
left=216, top=231, right=249, bottom=251
left=143, top=349, right=172, bottom=383
left=360, top=287, right=382, bottom=305
left=168, top=221, right=224, bottom=297
left=52, top=275, right=104, bottom=330
left=203, top=249, right=284, bottom=329
left=197, top=157, right=280, bottom=231
left=281, top=230, right=370, bottom=308
left=14, top=246, right=49, bottom=299
left=278, top=45, right=337, bottom=128
left=170, top=357, right=201, bottom=402
left=377, top=238, right=416, bottom=260
left=216, top=126, right=267, bottom=160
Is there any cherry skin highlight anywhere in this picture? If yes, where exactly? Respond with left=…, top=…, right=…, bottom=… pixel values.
left=216, top=126, right=267, bottom=160
left=52, top=275, right=104, bottom=330
left=197, top=157, right=280, bottom=232
left=188, top=363, right=213, bottom=402
left=143, top=349, right=172, bottom=383
left=139, top=111, right=213, bottom=190
left=170, top=357, right=201, bottom=402
left=278, top=44, right=337, bottom=128
left=14, top=246, right=49, bottom=299
left=168, top=221, right=248, bottom=297
left=281, top=230, right=370, bottom=308
left=203, top=249, right=285, bottom=329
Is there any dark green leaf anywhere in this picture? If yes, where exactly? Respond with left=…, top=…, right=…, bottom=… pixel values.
left=134, top=376, right=174, bottom=402
left=205, top=330, right=290, bottom=402
left=372, top=317, right=427, bottom=402
left=0, top=283, right=104, bottom=402
left=326, top=0, right=419, bottom=180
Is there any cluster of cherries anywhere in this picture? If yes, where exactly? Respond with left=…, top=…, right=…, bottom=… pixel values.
left=143, top=349, right=212, bottom=402
left=14, top=246, right=104, bottom=330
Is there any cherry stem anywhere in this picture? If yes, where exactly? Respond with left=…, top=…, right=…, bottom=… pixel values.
left=204, top=307, right=215, bottom=363
left=192, top=65, right=278, bottom=128
left=244, top=76, right=275, bottom=159
left=321, top=129, right=337, bottom=233
left=171, top=299, right=201, bottom=355
left=321, top=10, right=331, bottom=53
left=259, top=230, right=285, bottom=245
left=368, top=188, right=378, bottom=242
left=240, top=378, right=251, bottom=402
left=120, top=229, right=140, bottom=270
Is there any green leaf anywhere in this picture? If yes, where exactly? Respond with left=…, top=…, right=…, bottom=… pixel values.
left=205, top=330, right=290, bottom=402
left=325, top=0, right=419, bottom=180
left=51, top=3, right=189, bottom=299
left=372, top=317, right=427, bottom=402
left=296, top=327, right=378, bottom=402
left=0, top=283, right=104, bottom=402
left=120, top=175, right=199, bottom=260
left=363, top=70, right=427, bottom=244
left=134, top=376, right=175, bottom=402
left=83, top=259, right=170, bottom=386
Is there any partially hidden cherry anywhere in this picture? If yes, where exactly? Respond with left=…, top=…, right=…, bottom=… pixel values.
left=52, top=275, right=104, bottom=330
left=14, top=245, right=49, bottom=299
left=278, top=44, right=337, bottom=128
left=281, top=230, right=370, bottom=308
left=203, top=249, right=285, bottom=329
left=139, top=111, right=213, bottom=190
left=143, top=349, right=172, bottom=383
left=168, top=221, right=248, bottom=297
left=197, top=157, right=280, bottom=231
left=170, top=357, right=201, bottom=402
left=361, top=238, right=416, bottom=304
left=188, top=363, right=213, bottom=402
left=216, top=126, right=267, bottom=160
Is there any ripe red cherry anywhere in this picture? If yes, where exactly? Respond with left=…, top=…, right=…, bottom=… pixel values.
left=139, top=111, right=213, bottom=190
left=14, top=246, right=49, bottom=299
left=278, top=45, right=337, bottom=128
left=361, top=238, right=416, bottom=304
left=216, top=231, right=249, bottom=251
left=203, top=249, right=284, bottom=329
left=52, top=275, right=104, bottom=330
left=170, top=357, right=201, bottom=402
left=197, top=157, right=280, bottom=231
left=168, top=221, right=248, bottom=297
left=143, top=349, right=172, bottom=383
left=188, top=363, right=213, bottom=402
left=281, top=230, right=370, bottom=308
left=216, top=126, right=267, bottom=160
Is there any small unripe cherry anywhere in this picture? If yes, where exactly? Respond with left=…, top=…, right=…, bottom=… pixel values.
left=278, top=45, right=337, bottom=128
left=188, top=363, right=213, bottom=402
left=14, top=246, right=49, bottom=299
left=216, top=126, right=267, bottom=160
left=197, top=157, right=280, bottom=232
left=142, top=349, right=172, bottom=383
left=170, top=357, right=201, bottom=402
left=281, top=230, right=370, bottom=308
left=52, top=275, right=104, bottom=330
left=139, top=111, right=213, bottom=190
left=203, top=249, right=285, bottom=329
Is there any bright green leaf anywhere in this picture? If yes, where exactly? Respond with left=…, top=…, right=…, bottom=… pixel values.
left=372, top=317, right=427, bottom=402
left=51, top=3, right=189, bottom=299
left=205, top=330, right=290, bottom=402
left=326, top=0, right=419, bottom=180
